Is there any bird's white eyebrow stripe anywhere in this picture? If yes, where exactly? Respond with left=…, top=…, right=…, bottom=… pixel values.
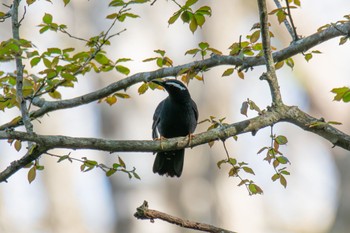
left=167, top=81, right=187, bottom=90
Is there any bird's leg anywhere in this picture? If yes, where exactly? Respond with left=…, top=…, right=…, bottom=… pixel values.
left=154, top=136, right=166, bottom=149
left=185, top=133, right=195, bottom=148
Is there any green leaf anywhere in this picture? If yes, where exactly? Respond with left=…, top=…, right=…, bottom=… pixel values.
left=133, top=171, right=141, bottom=180
left=275, top=61, right=284, bottom=69
left=113, top=163, right=121, bottom=169
left=196, top=6, right=212, bottom=16
left=185, top=0, right=198, bottom=7
left=114, top=92, right=130, bottom=98
left=14, top=140, right=22, bottom=152
left=154, top=49, right=165, bottom=56
left=250, top=30, right=260, bottom=43
left=237, top=70, right=244, bottom=79
left=275, top=135, right=288, bottom=145
left=168, top=11, right=181, bottom=25
left=276, top=156, right=289, bottom=164
left=228, top=158, right=237, bottom=165
left=115, top=65, right=130, bottom=75
left=331, top=87, right=350, bottom=101
left=106, top=168, right=117, bottom=177
left=304, top=53, right=313, bottom=62
left=138, top=83, right=149, bottom=95
left=28, top=166, right=36, bottom=184
left=242, top=166, right=255, bottom=175
left=30, top=57, right=41, bottom=67
left=194, top=13, right=205, bottom=27
left=49, top=90, right=62, bottom=99
left=43, top=58, right=51, bottom=68
left=95, top=53, right=110, bottom=65
left=286, top=57, right=294, bottom=69
left=185, top=48, right=200, bottom=56
left=280, top=174, right=287, bottom=188
left=142, top=57, right=158, bottom=62
left=118, top=156, right=126, bottom=168
left=27, top=0, right=36, bottom=5
left=43, top=13, right=53, bottom=24
left=280, top=170, right=290, bottom=175
left=339, top=36, right=348, bottom=45
left=63, top=0, right=71, bottom=6
left=57, top=155, right=70, bottom=163
left=38, top=25, right=49, bottom=34
left=106, top=13, right=119, bottom=19
left=271, top=173, right=280, bottom=181
left=181, top=11, right=191, bottom=23
left=276, top=10, right=286, bottom=24
left=248, top=183, right=263, bottom=195
left=198, top=42, right=209, bottom=50
left=228, top=167, right=239, bottom=177
left=189, top=18, right=198, bottom=33
left=222, top=68, right=234, bottom=77
left=61, top=72, right=77, bottom=81
left=106, top=95, right=117, bottom=105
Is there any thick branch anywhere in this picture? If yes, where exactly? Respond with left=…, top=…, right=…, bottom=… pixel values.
left=0, top=21, right=349, bottom=131
left=258, top=0, right=283, bottom=105
left=134, top=201, right=236, bottom=233
left=1, top=105, right=350, bottom=182
left=11, top=0, right=34, bottom=134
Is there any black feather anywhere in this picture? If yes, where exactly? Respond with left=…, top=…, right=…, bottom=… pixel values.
left=152, top=80, right=198, bottom=177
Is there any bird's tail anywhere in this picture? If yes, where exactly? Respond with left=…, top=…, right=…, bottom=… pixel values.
left=153, top=149, right=184, bottom=177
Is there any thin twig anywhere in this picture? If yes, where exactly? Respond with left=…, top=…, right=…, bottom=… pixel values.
left=272, top=0, right=295, bottom=40
left=285, top=0, right=299, bottom=41
left=134, top=201, right=237, bottom=233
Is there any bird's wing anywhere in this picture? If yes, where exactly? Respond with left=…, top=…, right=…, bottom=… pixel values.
left=152, top=100, right=164, bottom=139
left=191, top=99, right=199, bottom=122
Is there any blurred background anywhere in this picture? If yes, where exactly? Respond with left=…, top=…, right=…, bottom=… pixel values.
left=0, top=0, right=349, bottom=233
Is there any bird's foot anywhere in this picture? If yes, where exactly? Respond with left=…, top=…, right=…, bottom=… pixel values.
left=185, top=134, right=195, bottom=148
left=154, top=136, right=166, bottom=149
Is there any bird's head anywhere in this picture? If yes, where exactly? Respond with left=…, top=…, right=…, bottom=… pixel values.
left=152, top=79, right=191, bottom=102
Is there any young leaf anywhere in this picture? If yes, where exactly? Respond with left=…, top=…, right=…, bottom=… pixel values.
left=14, top=140, right=22, bottom=152
left=275, top=135, right=288, bottom=145
left=280, top=174, right=287, bottom=188
left=240, top=101, right=248, bottom=117
left=222, top=68, right=234, bottom=77
left=138, top=83, right=149, bottom=95
left=106, top=168, right=117, bottom=177
left=28, top=166, right=36, bottom=184
left=242, top=166, right=255, bottom=175
left=43, top=13, right=53, bottom=24
left=168, top=11, right=181, bottom=25
left=118, top=156, right=126, bottom=168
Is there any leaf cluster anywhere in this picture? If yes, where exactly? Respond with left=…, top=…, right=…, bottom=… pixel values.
left=217, top=157, right=263, bottom=195
left=168, top=0, right=211, bottom=33
left=257, top=134, right=290, bottom=188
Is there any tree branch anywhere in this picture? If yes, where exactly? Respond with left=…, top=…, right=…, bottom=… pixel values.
left=134, top=201, right=236, bottom=233
left=11, top=0, right=34, bottom=135
left=1, top=104, right=350, bottom=182
left=258, top=0, right=283, bottom=105
left=0, top=21, right=349, bottom=131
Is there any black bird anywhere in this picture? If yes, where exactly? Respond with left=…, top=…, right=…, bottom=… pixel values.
left=152, top=79, right=198, bottom=177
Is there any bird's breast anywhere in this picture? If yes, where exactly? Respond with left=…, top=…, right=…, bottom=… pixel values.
left=158, top=100, right=196, bottom=138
